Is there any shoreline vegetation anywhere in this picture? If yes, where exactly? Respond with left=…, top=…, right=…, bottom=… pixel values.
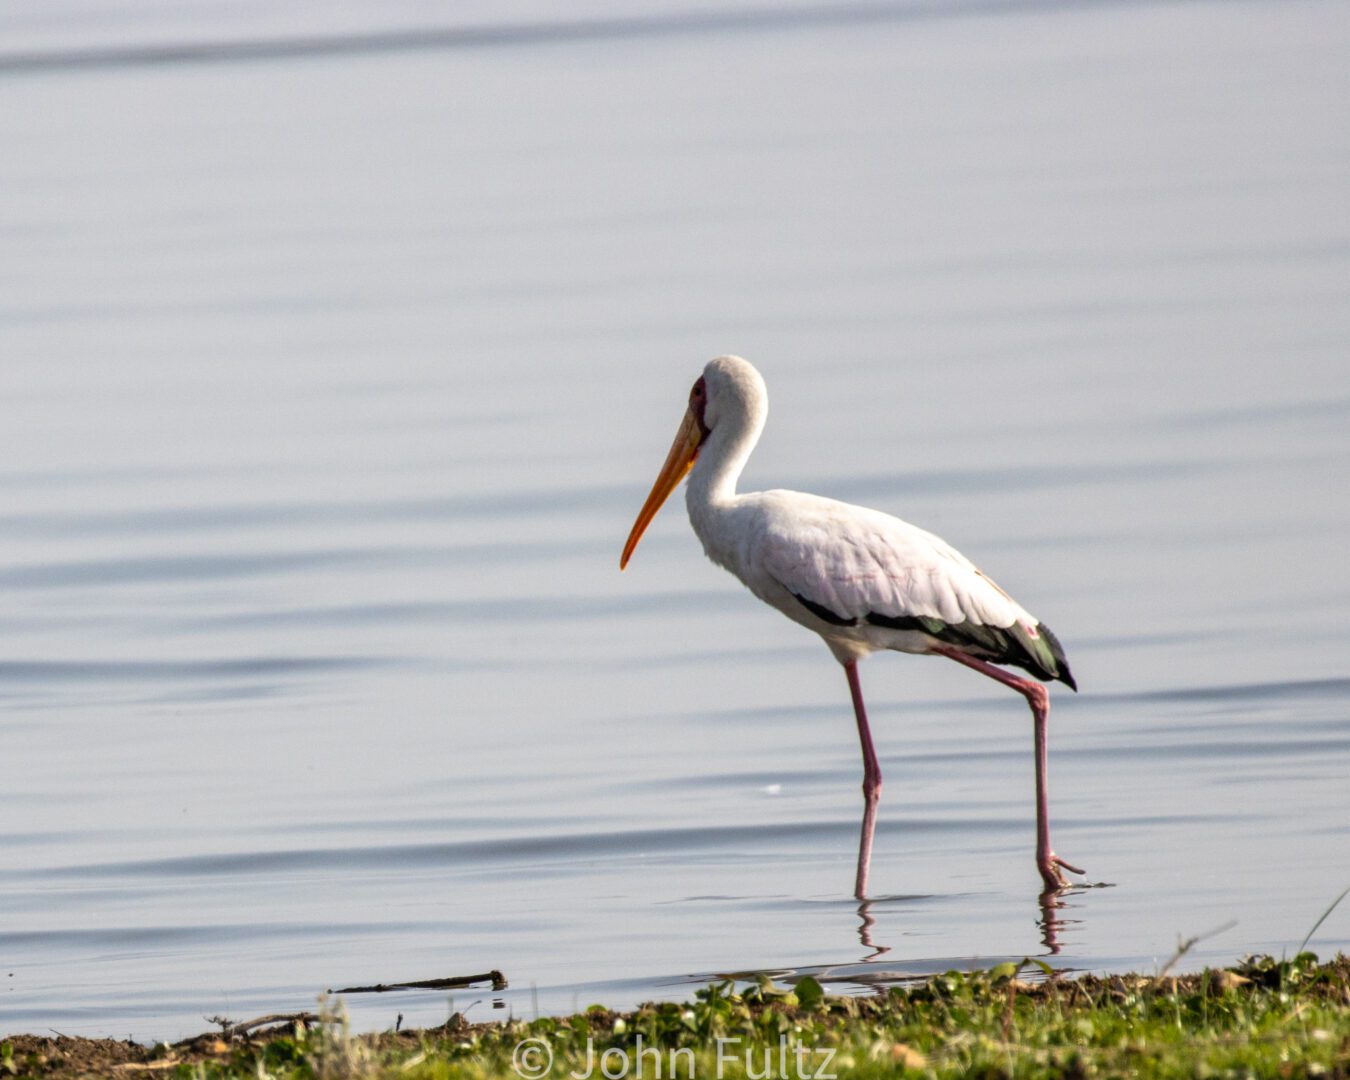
left=4, top=953, right=1348, bottom=1078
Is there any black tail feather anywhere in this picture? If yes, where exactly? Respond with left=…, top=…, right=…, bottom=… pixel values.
left=866, top=610, right=1077, bottom=690
left=1035, top=621, right=1077, bottom=691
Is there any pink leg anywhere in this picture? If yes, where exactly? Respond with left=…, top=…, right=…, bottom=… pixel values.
left=933, top=647, right=1084, bottom=891
left=845, top=659, right=882, bottom=900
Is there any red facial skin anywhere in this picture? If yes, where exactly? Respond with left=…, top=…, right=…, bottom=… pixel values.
left=689, top=376, right=710, bottom=440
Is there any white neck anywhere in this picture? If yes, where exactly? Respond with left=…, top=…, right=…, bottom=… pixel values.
left=684, top=397, right=764, bottom=566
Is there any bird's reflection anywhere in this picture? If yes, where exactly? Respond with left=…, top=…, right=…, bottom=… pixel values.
left=1038, top=889, right=1066, bottom=954
left=855, top=898, right=890, bottom=959
left=1038, top=884, right=1098, bottom=955
left=852, top=879, right=1089, bottom=961
left=850, top=770, right=1088, bottom=958
left=854, top=890, right=1078, bottom=962
left=849, top=789, right=1099, bottom=964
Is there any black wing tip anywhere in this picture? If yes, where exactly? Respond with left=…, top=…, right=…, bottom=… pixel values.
left=1035, top=621, right=1077, bottom=691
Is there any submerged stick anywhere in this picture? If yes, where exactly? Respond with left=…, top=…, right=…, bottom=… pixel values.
left=226, top=1012, right=323, bottom=1036
left=182, top=1012, right=321, bottom=1046
left=330, top=970, right=507, bottom=994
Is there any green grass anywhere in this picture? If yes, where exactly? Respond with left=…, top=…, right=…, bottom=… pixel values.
left=5, top=953, right=1348, bottom=1078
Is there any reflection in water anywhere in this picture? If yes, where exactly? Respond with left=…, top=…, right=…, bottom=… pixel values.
left=852, top=890, right=1072, bottom=970
left=855, top=899, right=889, bottom=960
left=1038, top=884, right=1113, bottom=957
left=1039, top=889, right=1066, bottom=955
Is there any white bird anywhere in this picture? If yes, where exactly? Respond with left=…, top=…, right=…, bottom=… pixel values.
left=621, top=355, right=1082, bottom=899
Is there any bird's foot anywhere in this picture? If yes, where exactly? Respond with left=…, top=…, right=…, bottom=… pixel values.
left=1038, top=852, right=1086, bottom=891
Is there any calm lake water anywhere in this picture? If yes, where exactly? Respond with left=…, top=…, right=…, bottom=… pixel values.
left=2, top=0, right=1348, bottom=1042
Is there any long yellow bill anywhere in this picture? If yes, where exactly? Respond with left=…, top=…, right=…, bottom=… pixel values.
left=620, top=407, right=705, bottom=570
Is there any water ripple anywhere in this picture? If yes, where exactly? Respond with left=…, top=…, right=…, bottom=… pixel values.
left=0, top=540, right=609, bottom=590
left=0, top=1, right=1157, bottom=75
left=179, top=590, right=741, bottom=632
left=0, top=656, right=381, bottom=683
left=0, top=485, right=630, bottom=540
left=0, top=921, right=455, bottom=952
left=28, top=819, right=1018, bottom=881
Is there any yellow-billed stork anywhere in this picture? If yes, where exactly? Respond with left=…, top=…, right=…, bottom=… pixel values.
left=620, top=355, right=1082, bottom=899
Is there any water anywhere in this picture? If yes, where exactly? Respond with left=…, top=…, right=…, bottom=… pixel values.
left=2, top=0, right=1349, bottom=1041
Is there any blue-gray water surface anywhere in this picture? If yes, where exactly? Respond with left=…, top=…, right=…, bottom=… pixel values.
left=2, top=0, right=1348, bottom=1041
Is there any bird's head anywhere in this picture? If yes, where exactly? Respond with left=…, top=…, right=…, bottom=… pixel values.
left=700, top=354, right=767, bottom=434
left=620, top=355, right=765, bottom=570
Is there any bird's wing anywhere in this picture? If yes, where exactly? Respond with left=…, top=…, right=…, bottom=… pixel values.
left=753, top=491, right=1024, bottom=629
left=749, top=491, right=1075, bottom=688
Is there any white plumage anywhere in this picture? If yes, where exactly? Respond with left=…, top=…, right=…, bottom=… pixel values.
left=622, top=355, right=1081, bottom=899
left=720, top=491, right=1034, bottom=659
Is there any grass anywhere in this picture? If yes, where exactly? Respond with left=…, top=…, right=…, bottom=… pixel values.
left=4, top=952, right=1348, bottom=1078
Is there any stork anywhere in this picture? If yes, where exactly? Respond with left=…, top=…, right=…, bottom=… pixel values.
left=620, top=355, right=1082, bottom=899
